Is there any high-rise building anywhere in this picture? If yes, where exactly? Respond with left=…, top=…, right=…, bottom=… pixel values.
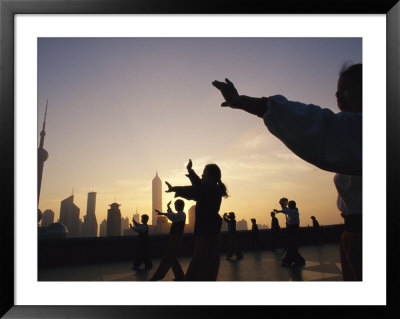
left=99, top=219, right=107, bottom=237
left=156, top=216, right=169, bottom=233
left=185, top=205, right=196, bottom=233
left=41, top=209, right=54, bottom=227
left=38, top=100, right=49, bottom=204
left=107, top=202, right=121, bottom=236
left=237, top=219, right=248, bottom=231
left=82, top=192, right=98, bottom=237
left=152, top=172, right=162, bottom=226
left=59, top=195, right=80, bottom=238
left=121, top=216, right=129, bottom=235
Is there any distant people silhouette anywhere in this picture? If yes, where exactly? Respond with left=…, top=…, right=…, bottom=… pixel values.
left=270, top=211, right=281, bottom=250
left=165, top=159, right=228, bottom=281
left=130, top=214, right=152, bottom=270
left=311, top=215, right=321, bottom=244
left=150, top=200, right=186, bottom=281
left=250, top=218, right=265, bottom=250
left=274, top=198, right=305, bottom=266
left=311, top=216, right=320, bottom=229
left=223, top=212, right=243, bottom=260
left=213, top=63, right=362, bottom=280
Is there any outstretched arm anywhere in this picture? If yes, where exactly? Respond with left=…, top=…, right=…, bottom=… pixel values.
left=212, top=78, right=268, bottom=118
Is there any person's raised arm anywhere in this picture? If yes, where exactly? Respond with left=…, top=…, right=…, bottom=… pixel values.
left=212, top=78, right=268, bottom=118
left=185, top=159, right=201, bottom=185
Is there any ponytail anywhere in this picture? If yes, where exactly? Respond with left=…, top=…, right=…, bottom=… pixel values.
left=218, top=179, right=228, bottom=198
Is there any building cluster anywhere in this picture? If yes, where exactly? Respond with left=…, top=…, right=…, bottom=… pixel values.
left=39, top=172, right=255, bottom=239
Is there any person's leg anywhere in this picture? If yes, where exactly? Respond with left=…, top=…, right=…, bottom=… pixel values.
left=150, top=236, right=176, bottom=280
left=226, top=234, right=234, bottom=259
left=340, top=231, right=362, bottom=281
left=133, top=247, right=143, bottom=268
left=169, top=235, right=185, bottom=280
left=282, top=226, right=295, bottom=265
left=234, top=234, right=243, bottom=259
left=185, top=236, right=209, bottom=281
left=143, top=243, right=152, bottom=269
left=171, top=258, right=185, bottom=280
left=205, top=234, right=221, bottom=281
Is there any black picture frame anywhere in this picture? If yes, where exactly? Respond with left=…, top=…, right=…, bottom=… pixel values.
left=1, top=0, right=399, bottom=318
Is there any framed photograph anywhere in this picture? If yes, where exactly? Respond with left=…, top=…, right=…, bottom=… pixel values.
left=1, top=0, right=399, bottom=317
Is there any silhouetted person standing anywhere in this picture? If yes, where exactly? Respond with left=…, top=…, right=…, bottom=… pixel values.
left=274, top=198, right=305, bottom=266
left=130, top=214, right=152, bottom=270
left=311, top=216, right=320, bottom=229
left=150, top=200, right=186, bottom=281
left=212, top=63, right=362, bottom=280
left=223, top=212, right=243, bottom=260
left=165, top=159, right=228, bottom=281
left=270, top=211, right=281, bottom=250
left=311, top=215, right=321, bottom=243
left=250, top=218, right=265, bottom=250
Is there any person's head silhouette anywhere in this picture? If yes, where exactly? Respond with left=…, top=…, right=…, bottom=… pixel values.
left=336, top=63, right=362, bottom=113
left=288, top=200, right=296, bottom=209
left=141, top=214, right=149, bottom=224
left=174, top=199, right=185, bottom=212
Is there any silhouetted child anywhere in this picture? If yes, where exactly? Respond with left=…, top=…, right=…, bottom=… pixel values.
left=250, top=218, right=265, bottom=250
left=223, top=212, right=243, bottom=260
left=270, top=211, right=281, bottom=250
left=150, top=200, right=186, bottom=281
left=130, top=214, right=152, bottom=270
left=274, top=198, right=305, bottom=266
left=213, top=63, right=362, bottom=280
left=165, top=159, right=228, bottom=281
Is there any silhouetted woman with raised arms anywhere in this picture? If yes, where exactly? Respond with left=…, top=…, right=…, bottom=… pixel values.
left=165, top=159, right=228, bottom=281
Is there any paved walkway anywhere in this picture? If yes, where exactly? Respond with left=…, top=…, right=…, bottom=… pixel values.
left=38, top=243, right=342, bottom=281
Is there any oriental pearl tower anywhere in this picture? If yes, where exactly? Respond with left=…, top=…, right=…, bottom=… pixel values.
left=38, top=100, right=49, bottom=205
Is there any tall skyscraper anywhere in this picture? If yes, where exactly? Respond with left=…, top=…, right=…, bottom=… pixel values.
left=185, top=205, right=196, bottom=233
left=59, top=195, right=80, bottom=238
left=41, top=209, right=54, bottom=227
left=107, top=202, right=121, bottom=236
left=156, top=216, right=169, bottom=233
left=152, top=172, right=162, bottom=226
left=99, top=219, right=107, bottom=237
left=38, top=100, right=49, bottom=204
left=121, top=216, right=129, bottom=235
left=82, top=192, right=98, bottom=237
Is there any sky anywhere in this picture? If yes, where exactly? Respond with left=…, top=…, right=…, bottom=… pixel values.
left=37, top=37, right=362, bottom=228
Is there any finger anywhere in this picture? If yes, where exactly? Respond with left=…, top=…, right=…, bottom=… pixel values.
left=212, top=80, right=225, bottom=89
left=225, top=78, right=234, bottom=87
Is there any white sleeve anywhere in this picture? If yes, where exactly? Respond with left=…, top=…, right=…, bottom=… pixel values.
left=263, top=95, right=362, bottom=175
left=166, top=211, right=186, bottom=223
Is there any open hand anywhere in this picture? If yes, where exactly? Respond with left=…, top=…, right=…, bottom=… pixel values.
left=186, top=159, right=193, bottom=170
left=212, top=78, right=241, bottom=107
left=165, top=181, right=173, bottom=192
